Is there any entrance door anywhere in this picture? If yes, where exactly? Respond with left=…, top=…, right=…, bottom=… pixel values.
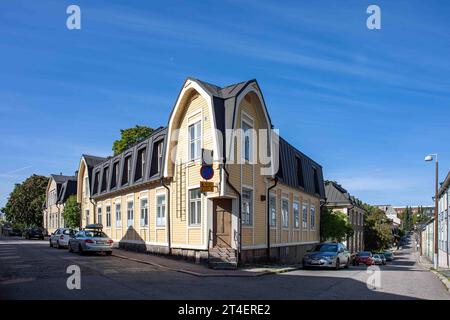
left=213, top=199, right=232, bottom=248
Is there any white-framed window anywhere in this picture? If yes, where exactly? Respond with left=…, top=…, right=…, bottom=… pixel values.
left=97, top=207, right=102, bottom=225
left=127, top=201, right=134, bottom=227
left=310, top=206, right=316, bottom=230
left=281, top=198, right=289, bottom=228
left=242, top=119, right=253, bottom=162
left=302, top=203, right=308, bottom=229
left=242, top=188, right=253, bottom=226
left=115, top=203, right=121, bottom=228
left=84, top=177, right=89, bottom=196
left=189, top=188, right=201, bottom=226
left=188, top=120, right=201, bottom=161
left=293, top=200, right=300, bottom=229
left=269, top=193, right=276, bottom=227
left=106, top=206, right=111, bottom=227
left=86, top=209, right=90, bottom=225
left=157, top=142, right=163, bottom=173
left=140, top=198, right=148, bottom=227
left=156, top=194, right=166, bottom=227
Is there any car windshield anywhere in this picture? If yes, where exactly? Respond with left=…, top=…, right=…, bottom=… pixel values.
left=373, top=255, right=380, bottom=258
left=63, top=229, right=75, bottom=235
left=84, top=231, right=108, bottom=238
left=313, top=244, right=338, bottom=252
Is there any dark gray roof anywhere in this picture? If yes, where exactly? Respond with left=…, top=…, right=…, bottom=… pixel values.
left=50, top=174, right=76, bottom=202
left=325, top=181, right=365, bottom=210
left=82, top=154, right=107, bottom=168
left=276, top=137, right=325, bottom=199
left=58, top=179, right=77, bottom=204
left=91, top=127, right=167, bottom=198
left=439, top=171, right=450, bottom=197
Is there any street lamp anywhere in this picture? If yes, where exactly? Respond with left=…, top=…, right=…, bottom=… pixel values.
left=424, top=153, right=439, bottom=269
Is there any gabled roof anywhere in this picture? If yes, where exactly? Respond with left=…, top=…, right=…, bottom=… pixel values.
left=82, top=154, right=107, bottom=168
left=325, top=181, right=365, bottom=210
left=58, top=179, right=77, bottom=203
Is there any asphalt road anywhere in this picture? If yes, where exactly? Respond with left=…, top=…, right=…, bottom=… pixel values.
left=0, top=237, right=449, bottom=300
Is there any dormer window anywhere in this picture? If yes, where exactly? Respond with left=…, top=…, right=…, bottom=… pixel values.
left=296, top=156, right=304, bottom=188
left=110, top=161, right=119, bottom=189
left=313, top=167, right=320, bottom=195
left=135, top=148, right=146, bottom=181
left=101, top=167, right=109, bottom=192
left=93, top=171, right=100, bottom=194
left=122, top=155, right=131, bottom=185
left=150, top=140, right=164, bottom=177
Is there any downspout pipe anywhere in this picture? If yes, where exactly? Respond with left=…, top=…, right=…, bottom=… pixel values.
left=161, top=178, right=172, bottom=255
left=266, top=177, right=278, bottom=262
left=223, top=162, right=242, bottom=265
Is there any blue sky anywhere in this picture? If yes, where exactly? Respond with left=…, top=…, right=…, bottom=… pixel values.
left=1, top=0, right=450, bottom=209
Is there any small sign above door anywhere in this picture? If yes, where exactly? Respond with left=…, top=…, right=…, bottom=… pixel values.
left=200, top=181, right=214, bottom=193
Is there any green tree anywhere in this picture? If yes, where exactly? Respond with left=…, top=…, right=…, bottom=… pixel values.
left=363, top=205, right=394, bottom=251
left=112, top=125, right=154, bottom=155
left=320, top=207, right=354, bottom=242
left=1, top=174, right=48, bottom=227
left=62, top=195, right=81, bottom=228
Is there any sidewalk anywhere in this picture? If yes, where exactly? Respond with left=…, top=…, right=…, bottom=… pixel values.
left=112, top=248, right=300, bottom=277
left=417, top=254, right=450, bottom=292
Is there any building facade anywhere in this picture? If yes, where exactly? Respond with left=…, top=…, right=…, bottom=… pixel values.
left=437, top=171, right=450, bottom=268
left=324, top=181, right=365, bottom=253
left=77, top=78, right=325, bottom=266
left=377, top=205, right=401, bottom=227
left=43, top=174, right=77, bottom=234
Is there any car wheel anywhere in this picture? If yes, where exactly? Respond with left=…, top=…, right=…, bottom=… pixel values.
left=68, top=243, right=73, bottom=253
left=105, top=251, right=112, bottom=256
left=335, top=259, right=340, bottom=270
left=49, top=240, right=53, bottom=248
left=344, top=259, right=350, bottom=269
left=56, top=241, right=60, bottom=249
left=78, top=245, right=84, bottom=255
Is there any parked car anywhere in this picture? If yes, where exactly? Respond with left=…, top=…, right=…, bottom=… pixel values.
left=372, top=254, right=386, bottom=265
left=68, top=224, right=113, bottom=255
left=8, top=227, right=23, bottom=237
left=49, top=228, right=76, bottom=248
left=379, top=254, right=387, bottom=265
left=355, top=251, right=374, bottom=266
left=23, top=227, right=45, bottom=240
left=303, top=242, right=351, bottom=270
left=383, top=251, right=394, bottom=261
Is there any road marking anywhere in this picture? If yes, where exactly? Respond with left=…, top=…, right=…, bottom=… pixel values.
left=0, top=255, right=21, bottom=259
left=0, top=277, right=35, bottom=285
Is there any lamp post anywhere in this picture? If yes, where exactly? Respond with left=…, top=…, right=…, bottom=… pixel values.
left=425, top=154, right=439, bottom=269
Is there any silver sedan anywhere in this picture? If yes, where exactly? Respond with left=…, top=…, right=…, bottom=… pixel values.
left=68, top=229, right=113, bottom=255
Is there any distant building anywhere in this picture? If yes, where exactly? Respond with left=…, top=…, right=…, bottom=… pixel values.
left=377, top=205, right=401, bottom=226
left=394, top=206, right=434, bottom=218
left=43, top=174, right=77, bottom=234
left=325, top=181, right=365, bottom=253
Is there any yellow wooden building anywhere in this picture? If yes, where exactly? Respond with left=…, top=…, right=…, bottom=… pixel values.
left=76, top=78, right=325, bottom=267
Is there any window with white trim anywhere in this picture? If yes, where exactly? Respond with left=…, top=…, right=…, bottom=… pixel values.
left=156, top=194, right=166, bottom=227
left=106, top=206, right=111, bottom=227
left=281, top=198, right=289, bottom=228
left=140, top=198, right=148, bottom=227
left=310, top=206, right=316, bottom=230
left=115, top=203, right=121, bottom=228
left=189, top=188, right=201, bottom=225
left=242, top=120, right=253, bottom=162
left=127, top=201, right=134, bottom=227
left=84, top=177, right=89, bottom=196
left=188, top=121, right=201, bottom=161
left=242, top=189, right=253, bottom=226
left=302, top=203, right=308, bottom=229
left=269, top=193, right=276, bottom=227
left=293, top=200, right=300, bottom=229
left=97, top=207, right=102, bottom=225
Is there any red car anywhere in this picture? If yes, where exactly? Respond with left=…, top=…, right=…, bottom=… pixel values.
left=354, top=251, right=374, bottom=266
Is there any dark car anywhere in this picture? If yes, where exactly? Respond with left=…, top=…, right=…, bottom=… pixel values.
left=383, top=251, right=394, bottom=261
left=23, top=227, right=45, bottom=240
left=8, top=228, right=23, bottom=237
left=355, top=251, right=374, bottom=266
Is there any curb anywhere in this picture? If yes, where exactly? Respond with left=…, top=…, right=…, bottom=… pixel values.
left=112, top=252, right=300, bottom=278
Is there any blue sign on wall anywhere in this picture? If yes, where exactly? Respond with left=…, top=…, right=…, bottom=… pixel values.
left=200, top=165, right=214, bottom=180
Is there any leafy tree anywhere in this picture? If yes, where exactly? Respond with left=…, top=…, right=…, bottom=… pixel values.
left=320, top=207, right=354, bottom=242
left=1, top=174, right=48, bottom=227
left=62, top=195, right=81, bottom=228
left=363, top=205, right=394, bottom=251
left=112, top=125, right=154, bottom=155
